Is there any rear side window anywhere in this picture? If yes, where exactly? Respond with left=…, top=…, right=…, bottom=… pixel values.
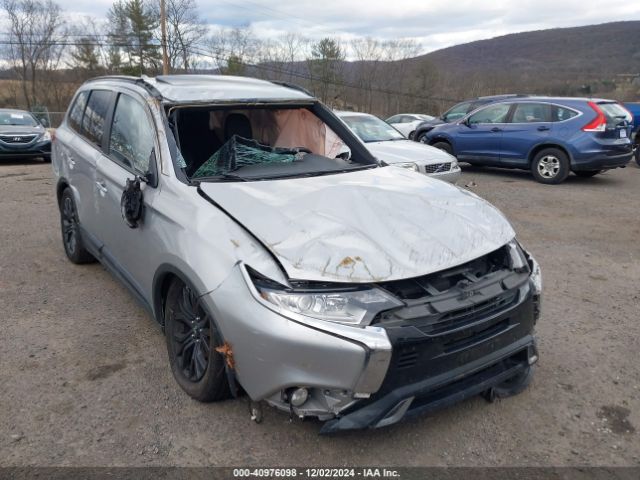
left=109, top=94, right=155, bottom=174
left=81, top=90, right=112, bottom=147
left=511, top=103, right=552, bottom=123
left=68, top=91, right=88, bottom=132
left=553, top=106, right=579, bottom=122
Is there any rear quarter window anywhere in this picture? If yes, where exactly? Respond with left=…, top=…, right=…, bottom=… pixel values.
left=553, top=106, right=579, bottom=122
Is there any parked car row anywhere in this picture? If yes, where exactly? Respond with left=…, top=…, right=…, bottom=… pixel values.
left=336, top=111, right=460, bottom=184
left=404, top=95, right=635, bottom=184
left=50, top=74, right=541, bottom=433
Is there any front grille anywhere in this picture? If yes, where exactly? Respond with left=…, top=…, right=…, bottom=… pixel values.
left=424, top=162, right=451, bottom=174
left=369, top=244, right=535, bottom=399
left=419, top=289, right=519, bottom=335
left=0, top=134, right=37, bottom=144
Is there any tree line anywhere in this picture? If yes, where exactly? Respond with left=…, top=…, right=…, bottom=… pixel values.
left=5, top=0, right=615, bottom=118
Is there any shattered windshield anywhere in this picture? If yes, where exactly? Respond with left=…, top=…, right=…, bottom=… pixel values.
left=173, top=106, right=376, bottom=182
left=0, top=111, right=38, bottom=127
left=339, top=114, right=405, bottom=143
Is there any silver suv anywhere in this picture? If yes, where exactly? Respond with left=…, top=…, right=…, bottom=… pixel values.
left=53, top=75, right=542, bottom=433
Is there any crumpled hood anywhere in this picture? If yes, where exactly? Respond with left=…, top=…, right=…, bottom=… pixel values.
left=367, top=140, right=456, bottom=165
left=199, top=167, right=515, bottom=283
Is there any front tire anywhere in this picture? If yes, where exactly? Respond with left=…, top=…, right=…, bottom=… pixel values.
left=416, top=132, right=429, bottom=143
left=432, top=141, right=453, bottom=155
left=165, top=279, right=231, bottom=402
left=59, top=188, right=95, bottom=264
left=531, top=148, right=570, bottom=184
left=483, top=365, right=536, bottom=402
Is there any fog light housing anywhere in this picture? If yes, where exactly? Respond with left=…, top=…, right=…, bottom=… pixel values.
left=290, top=387, right=309, bottom=407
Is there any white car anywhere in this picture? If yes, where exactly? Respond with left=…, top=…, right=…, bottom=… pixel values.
left=337, top=111, right=461, bottom=183
left=386, top=113, right=435, bottom=139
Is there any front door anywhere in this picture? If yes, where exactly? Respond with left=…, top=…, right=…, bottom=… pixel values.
left=455, top=103, right=512, bottom=164
left=94, top=92, right=160, bottom=303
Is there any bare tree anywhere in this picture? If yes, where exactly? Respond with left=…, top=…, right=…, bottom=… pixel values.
left=1, top=0, right=66, bottom=109
left=206, top=25, right=258, bottom=75
left=151, top=0, right=207, bottom=71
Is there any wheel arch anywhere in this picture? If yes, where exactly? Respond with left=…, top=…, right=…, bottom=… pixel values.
left=152, top=263, right=208, bottom=330
left=429, top=136, right=454, bottom=153
left=56, top=177, right=70, bottom=207
left=528, top=143, right=573, bottom=166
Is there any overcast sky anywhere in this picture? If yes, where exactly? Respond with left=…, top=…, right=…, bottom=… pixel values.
left=56, top=0, right=640, bottom=54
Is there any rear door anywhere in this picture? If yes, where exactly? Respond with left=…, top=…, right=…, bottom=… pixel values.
left=455, top=103, right=512, bottom=163
left=94, top=91, right=161, bottom=301
left=499, top=102, right=553, bottom=166
left=64, top=89, right=114, bottom=242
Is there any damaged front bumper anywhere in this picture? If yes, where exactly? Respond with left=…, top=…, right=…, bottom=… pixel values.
left=203, top=246, right=541, bottom=432
left=201, top=264, right=393, bottom=419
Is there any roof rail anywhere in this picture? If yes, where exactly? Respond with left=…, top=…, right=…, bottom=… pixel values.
left=270, top=80, right=314, bottom=98
left=84, top=75, right=163, bottom=100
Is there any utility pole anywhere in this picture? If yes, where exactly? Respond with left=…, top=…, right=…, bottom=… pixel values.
left=160, top=0, right=169, bottom=75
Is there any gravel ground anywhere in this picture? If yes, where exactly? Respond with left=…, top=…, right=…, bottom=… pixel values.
left=0, top=159, right=638, bottom=467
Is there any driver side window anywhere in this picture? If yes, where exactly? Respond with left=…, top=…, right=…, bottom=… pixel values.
left=468, top=103, right=511, bottom=125
left=109, top=94, right=155, bottom=174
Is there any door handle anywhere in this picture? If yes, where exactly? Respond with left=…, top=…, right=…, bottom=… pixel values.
left=95, top=180, right=108, bottom=195
left=537, top=126, right=550, bottom=131
left=491, top=127, right=502, bottom=132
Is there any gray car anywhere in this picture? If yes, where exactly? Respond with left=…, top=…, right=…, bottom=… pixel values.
left=0, top=108, right=51, bottom=161
left=53, top=75, right=542, bottom=433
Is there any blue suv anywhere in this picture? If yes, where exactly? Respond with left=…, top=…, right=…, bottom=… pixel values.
left=424, top=97, right=634, bottom=184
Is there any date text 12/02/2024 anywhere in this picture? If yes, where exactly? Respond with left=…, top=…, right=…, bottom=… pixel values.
left=233, top=468, right=401, bottom=478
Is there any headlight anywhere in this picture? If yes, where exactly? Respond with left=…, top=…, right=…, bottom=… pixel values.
left=527, top=251, right=542, bottom=295
left=248, top=269, right=403, bottom=327
left=394, top=162, right=418, bottom=172
left=41, top=131, right=51, bottom=141
left=508, top=239, right=542, bottom=294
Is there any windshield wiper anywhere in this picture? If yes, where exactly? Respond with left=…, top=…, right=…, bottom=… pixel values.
left=190, top=173, right=248, bottom=183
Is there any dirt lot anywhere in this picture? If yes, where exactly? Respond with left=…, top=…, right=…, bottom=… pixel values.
left=0, top=159, right=639, bottom=467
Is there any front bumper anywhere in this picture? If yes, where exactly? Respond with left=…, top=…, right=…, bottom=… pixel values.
left=428, top=165, right=461, bottom=184
left=204, top=253, right=539, bottom=431
left=320, top=337, right=537, bottom=433
left=0, top=139, right=51, bottom=158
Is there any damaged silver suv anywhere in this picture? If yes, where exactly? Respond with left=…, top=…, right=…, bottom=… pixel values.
left=53, top=75, right=542, bottom=433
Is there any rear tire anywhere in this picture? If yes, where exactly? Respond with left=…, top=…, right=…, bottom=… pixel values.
left=635, top=147, right=639, bottom=167
left=432, top=141, right=453, bottom=155
left=408, top=130, right=415, bottom=140
left=59, top=188, right=95, bottom=264
left=530, top=148, right=570, bottom=184
left=165, top=279, right=231, bottom=402
left=574, top=170, right=601, bottom=178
